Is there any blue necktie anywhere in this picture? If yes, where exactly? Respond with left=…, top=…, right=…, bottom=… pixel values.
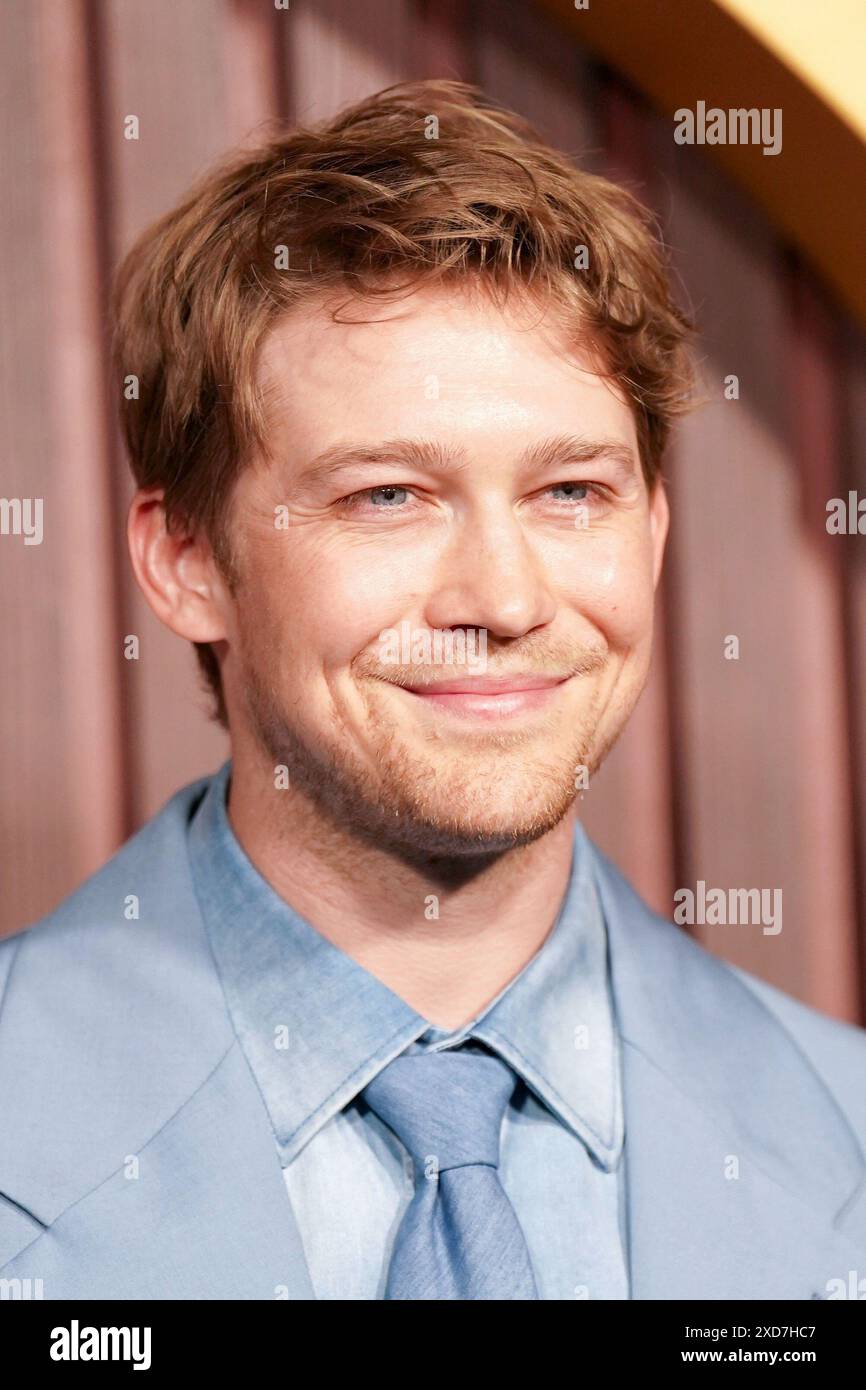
left=362, top=1046, right=540, bottom=1299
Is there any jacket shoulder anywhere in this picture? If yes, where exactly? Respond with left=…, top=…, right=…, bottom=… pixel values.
left=0, top=772, right=233, bottom=1231
left=1, top=773, right=212, bottom=950
left=584, top=826, right=866, bottom=1161
left=729, top=963, right=866, bottom=1147
left=0, top=770, right=220, bottom=1039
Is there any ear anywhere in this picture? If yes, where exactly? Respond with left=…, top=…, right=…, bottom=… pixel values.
left=648, top=478, right=670, bottom=590
left=127, top=489, right=229, bottom=643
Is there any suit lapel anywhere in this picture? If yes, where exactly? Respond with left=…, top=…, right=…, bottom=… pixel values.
left=621, top=1042, right=866, bottom=1299
left=0, top=779, right=316, bottom=1298
left=5, top=1042, right=315, bottom=1299
left=584, top=827, right=866, bottom=1299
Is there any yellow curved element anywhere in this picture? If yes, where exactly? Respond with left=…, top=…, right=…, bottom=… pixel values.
left=539, top=0, right=866, bottom=327
left=718, top=0, right=866, bottom=140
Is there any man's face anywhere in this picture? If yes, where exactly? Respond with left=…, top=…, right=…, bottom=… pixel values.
left=218, top=283, right=668, bottom=856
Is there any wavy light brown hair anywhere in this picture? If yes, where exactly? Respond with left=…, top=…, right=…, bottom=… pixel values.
left=111, top=78, right=695, bottom=727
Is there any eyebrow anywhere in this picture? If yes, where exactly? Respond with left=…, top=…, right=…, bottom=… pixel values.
left=299, top=433, right=640, bottom=484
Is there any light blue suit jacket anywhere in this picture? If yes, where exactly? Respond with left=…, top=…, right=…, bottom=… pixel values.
left=2, top=772, right=866, bottom=1300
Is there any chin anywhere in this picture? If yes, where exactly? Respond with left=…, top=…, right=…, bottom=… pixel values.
left=368, top=779, right=580, bottom=859
left=243, top=669, right=590, bottom=858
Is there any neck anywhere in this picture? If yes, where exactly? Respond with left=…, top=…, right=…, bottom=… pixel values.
left=226, top=751, right=577, bottom=1031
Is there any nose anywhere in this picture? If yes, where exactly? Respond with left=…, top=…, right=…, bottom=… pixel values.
left=423, top=499, right=557, bottom=639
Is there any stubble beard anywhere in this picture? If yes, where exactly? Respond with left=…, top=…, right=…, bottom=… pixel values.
left=240, top=658, right=629, bottom=864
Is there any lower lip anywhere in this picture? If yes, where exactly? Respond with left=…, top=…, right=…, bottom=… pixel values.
left=402, top=683, right=568, bottom=719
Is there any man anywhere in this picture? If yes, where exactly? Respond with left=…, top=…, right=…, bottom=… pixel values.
left=2, top=79, right=865, bottom=1302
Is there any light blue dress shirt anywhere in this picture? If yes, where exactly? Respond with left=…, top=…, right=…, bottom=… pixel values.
left=186, top=760, right=629, bottom=1300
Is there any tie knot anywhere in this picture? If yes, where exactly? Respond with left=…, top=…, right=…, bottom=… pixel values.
left=361, top=1047, right=518, bottom=1173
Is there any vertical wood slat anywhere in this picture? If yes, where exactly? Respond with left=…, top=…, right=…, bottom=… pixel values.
left=285, top=0, right=417, bottom=124
left=224, top=0, right=287, bottom=145
left=653, top=127, right=813, bottom=1002
left=786, top=270, right=861, bottom=1021
left=99, top=0, right=232, bottom=826
left=647, top=108, right=863, bottom=1020
left=0, top=0, right=129, bottom=932
left=474, top=0, right=597, bottom=158
left=0, top=1, right=76, bottom=930
left=414, top=0, right=472, bottom=81
left=35, top=0, right=128, bottom=865
left=841, top=324, right=866, bottom=1016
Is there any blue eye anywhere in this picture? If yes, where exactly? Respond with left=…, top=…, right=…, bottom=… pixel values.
left=369, top=486, right=409, bottom=507
left=550, top=483, right=589, bottom=501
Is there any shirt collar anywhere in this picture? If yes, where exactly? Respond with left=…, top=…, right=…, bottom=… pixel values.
left=187, top=760, right=623, bottom=1172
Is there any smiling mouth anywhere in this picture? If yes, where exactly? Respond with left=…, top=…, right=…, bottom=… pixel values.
left=394, top=674, right=573, bottom=719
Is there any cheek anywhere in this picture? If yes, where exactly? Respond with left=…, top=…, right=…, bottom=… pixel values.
left=244, top=532, right=426, bottom=670
left=560, top=530, right=656, bottom=648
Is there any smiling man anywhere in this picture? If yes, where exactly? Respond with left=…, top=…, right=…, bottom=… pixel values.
left=2, top=80, right=866, bottom=1303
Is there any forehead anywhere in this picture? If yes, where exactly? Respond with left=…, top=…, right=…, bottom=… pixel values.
left=253, top=282, right=636, bottom=453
